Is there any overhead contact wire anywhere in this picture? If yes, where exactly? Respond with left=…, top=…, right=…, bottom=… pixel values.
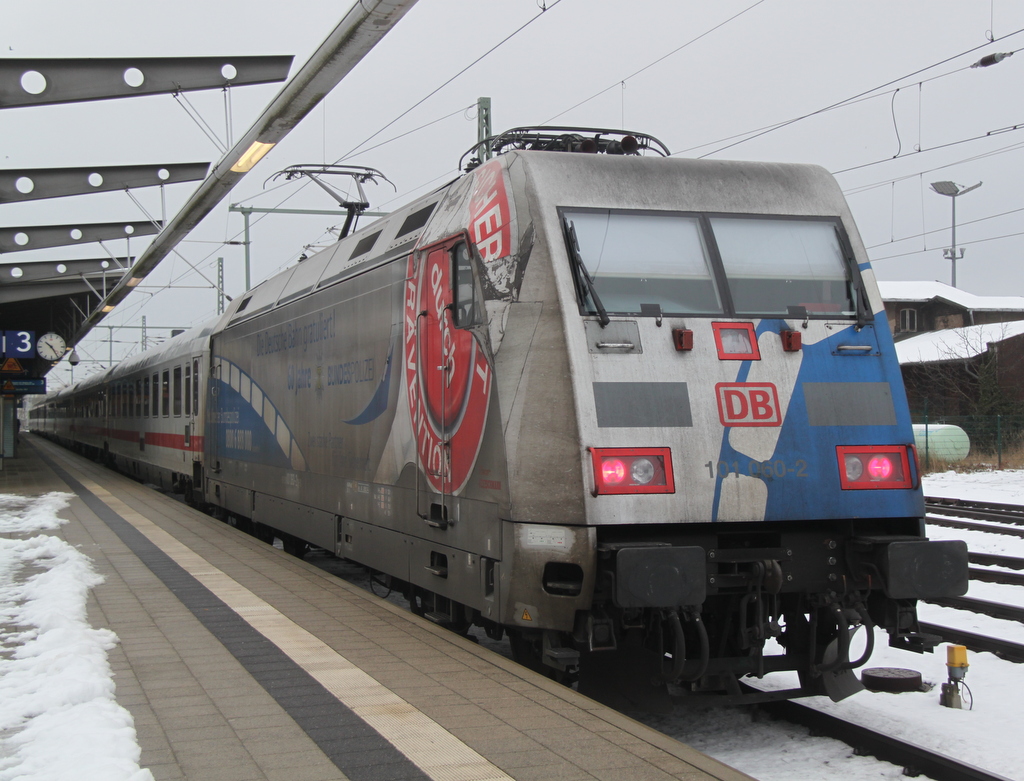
left=335, top=0, right=566, bottom=164
left=544, top=0, right=768, bottom=125
left=697, top=30, right=1024, bottom=159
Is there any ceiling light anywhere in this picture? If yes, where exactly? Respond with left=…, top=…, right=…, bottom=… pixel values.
left=230, top=141, right=275, bottom=173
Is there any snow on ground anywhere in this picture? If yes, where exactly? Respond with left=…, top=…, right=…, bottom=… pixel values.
left=925, top=469, right=1024, bottom=505
left=646, top=469, right=1024, bottom=781
left=0, top=493, right=153, bottom=781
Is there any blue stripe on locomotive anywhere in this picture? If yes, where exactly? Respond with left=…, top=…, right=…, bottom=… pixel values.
left=208, top=373, right=292, bottom=468
left=712, top=311, right=923, bottom=522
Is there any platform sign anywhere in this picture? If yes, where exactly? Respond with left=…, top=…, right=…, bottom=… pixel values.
left=1, top=378, right=45, bottom=394
left=2, top=331, right=35, bottom=359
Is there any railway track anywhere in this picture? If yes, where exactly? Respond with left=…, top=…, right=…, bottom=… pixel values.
left=926, top=595, right=1024, bottom=624
left=755, top=697, right=1015, bottom=781
left=925, top=497, right=1024, bottom=523
left=970, top=551, right=1024, bottom=570
left=921, top=496, right=1024, bottom=662
left=926, top=496, right=1024, bottom=538
left=918, top=622, right=1024, bottom=663
left=969, top=565, right=1024, bottom=586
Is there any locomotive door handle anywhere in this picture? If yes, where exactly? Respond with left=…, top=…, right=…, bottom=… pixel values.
left=595, top=342, right=635, bottom=349
left=836, top=345, right=873, bottom=352
left=426, top=551, right=448, bottom=578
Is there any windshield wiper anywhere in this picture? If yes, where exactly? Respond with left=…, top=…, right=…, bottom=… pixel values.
left=563, top=218, right=610, bottom=327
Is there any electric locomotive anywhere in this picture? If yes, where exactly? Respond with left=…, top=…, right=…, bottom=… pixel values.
left=31, top=127, right=969, bottom=702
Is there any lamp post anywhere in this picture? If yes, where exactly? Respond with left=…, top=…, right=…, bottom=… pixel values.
left=930, top=180, right=982, bottom=288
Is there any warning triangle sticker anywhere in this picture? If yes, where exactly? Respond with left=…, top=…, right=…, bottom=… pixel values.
left=521, top=608, right=532, bottom=622
left=2, top=358, right=23, bottom=373
left=2, top=381, right=13, bottom=391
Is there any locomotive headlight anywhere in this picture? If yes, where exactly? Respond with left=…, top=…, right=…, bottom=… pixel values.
left=590, top=447, right=675, bottom=495
left=603, top=459, right=627, bottom=484
left=837, top=446, right=914, bottom=490
left=631, top=458, right=656, bottom=485
left=867, top=456, right=893, bottom=480
left=844, top=454, right=864, bottom=482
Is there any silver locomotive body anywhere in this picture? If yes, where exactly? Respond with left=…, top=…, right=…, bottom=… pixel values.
left=32, top=135, right=968, bottom=700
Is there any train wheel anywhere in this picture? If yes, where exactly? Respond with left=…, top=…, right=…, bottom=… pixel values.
left=282, top=535, right=308, bottom=559
left=508, top=630, right=577, bottom=685
left=252, top=522, right=275, bottom=544
left=408, top=587, right=426, bottom=617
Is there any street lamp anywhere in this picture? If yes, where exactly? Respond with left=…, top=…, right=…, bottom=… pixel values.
left=930, top=180, right=982, bottom=288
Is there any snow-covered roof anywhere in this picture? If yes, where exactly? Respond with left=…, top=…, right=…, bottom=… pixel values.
left=878, top=280, right=1024, bottom=312
left=895, top=320, right=1024, bottom=364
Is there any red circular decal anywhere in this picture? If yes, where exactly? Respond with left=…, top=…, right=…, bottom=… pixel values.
left=404, top=247, right=491, bottom=494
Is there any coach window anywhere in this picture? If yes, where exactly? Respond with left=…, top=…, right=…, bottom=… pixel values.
left=161, top=370, right=170, bottom=417
left=452, top=242, right=477, bottom=327
left=143, top=377, right=150, bottom=417
left=173, top=366, right=182, bottom=417
left=192, top=359, right=200, bottom=412
left=152, top=373, right=159, bottom=417
left=135, top=379, right=142, bottom=417
left=184, top=364, right=191, bottom=416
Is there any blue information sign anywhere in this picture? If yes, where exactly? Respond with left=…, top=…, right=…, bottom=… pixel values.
left=1, top=378, right=45, bottom=394
left=2, top=331, right=36, bottom=359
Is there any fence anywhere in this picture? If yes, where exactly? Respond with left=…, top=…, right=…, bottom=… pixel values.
left=910, top=412, right=1024, bottom=471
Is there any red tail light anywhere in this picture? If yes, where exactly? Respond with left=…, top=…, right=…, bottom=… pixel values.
left=590, top=447, right=674, bottom=495
left=836, top=446, right=913, bottom=490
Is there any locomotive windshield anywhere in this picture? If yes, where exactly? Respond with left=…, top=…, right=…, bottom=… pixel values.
left=564, top=210, right=724, bottom=316
left=562, top=208, right=860, bottom=319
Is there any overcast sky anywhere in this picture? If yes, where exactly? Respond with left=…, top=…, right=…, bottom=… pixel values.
left=4, top=0, right=1024, bottom=386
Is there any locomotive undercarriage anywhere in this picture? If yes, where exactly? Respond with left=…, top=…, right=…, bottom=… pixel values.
left=509, top=519, right=967, bottom=704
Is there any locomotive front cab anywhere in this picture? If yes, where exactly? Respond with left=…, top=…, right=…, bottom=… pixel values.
left=498, top=145, right=969, bottom=701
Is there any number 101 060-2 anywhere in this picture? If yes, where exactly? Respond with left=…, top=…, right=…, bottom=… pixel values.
left=706, top=459, right=808, bottom=479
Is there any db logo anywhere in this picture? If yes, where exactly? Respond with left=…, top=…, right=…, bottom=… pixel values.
left=716, top=383, right=782, bottom=427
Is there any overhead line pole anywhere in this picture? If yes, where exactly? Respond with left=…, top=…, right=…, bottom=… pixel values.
left=71, top=0, right=421, bottom=345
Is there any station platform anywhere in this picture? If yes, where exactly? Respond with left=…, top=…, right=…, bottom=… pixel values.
left=1, top=435, right=752, bottom=781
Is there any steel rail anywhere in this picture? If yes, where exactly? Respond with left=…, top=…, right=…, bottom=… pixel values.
left=926, top=595, right=1024, bottom=623
left=969, top=565, right=1024, bottom=587
left=925, top=497, right=1024, bottom=526
left=918, top=622, right=1024, bottom=663
left=751, top=697, right=1013, bottom=781
left=926, top=515, right=1024, bottom=538
left=926, top=496, right=1024, bottom=513
left=970, top=551, right=1024, bottom=570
